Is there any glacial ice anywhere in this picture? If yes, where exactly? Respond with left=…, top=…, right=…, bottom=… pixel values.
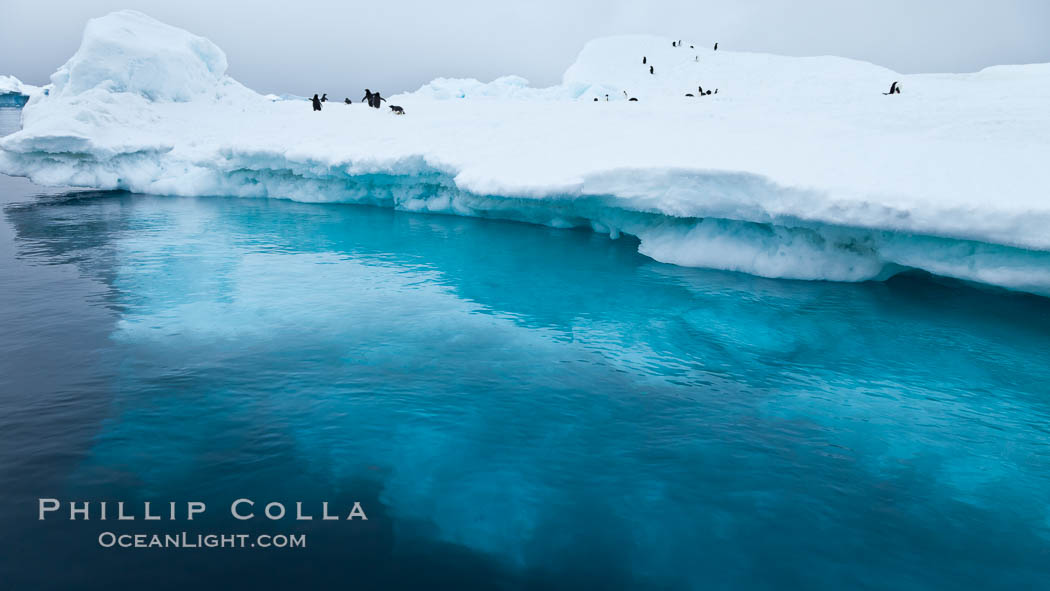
left=0, top=75, right=41, bottom=107
left=2, top=10, right=1049, bottom=295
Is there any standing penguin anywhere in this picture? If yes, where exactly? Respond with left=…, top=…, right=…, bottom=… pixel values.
left=362, top=89, right=374, bottom=107
left=311, top=94, right=322, bottom=111
left=321, top=93, right=328, bottom=102
left=650, top=65, right=654, bottom=75
left=372, top=91, right=386, bottom=109
left=643, top=56, right=647, bottom=64
left=344, top=97, right=351, bottom=104
left=714, top=43, right=718, bottom=51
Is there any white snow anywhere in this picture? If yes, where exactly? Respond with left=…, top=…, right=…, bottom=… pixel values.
left=2, top=10, right=1049, bottom=294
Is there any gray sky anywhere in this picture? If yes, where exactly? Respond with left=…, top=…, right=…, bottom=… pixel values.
left=2, top=0, right=1048, bottom=98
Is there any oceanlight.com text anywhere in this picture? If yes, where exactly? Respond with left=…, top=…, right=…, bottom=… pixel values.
left=97, top=531, right=307, bottom=549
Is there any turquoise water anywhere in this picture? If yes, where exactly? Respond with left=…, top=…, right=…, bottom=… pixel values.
left=2, top=108, right=1050, bottom=589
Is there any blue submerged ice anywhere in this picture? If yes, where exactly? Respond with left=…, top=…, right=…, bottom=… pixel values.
left=3, top=175, right=1049, bottom=588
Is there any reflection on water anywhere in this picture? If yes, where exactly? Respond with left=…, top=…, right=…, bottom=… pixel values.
left=1, top=107, right=1050, bottom=589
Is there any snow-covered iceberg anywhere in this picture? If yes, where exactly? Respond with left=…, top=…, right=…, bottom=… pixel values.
left=0, top=75, right=41, bottom=107
left=2, top=10, right=1049, bottom=295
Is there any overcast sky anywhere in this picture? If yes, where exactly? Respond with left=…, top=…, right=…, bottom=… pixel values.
left=2, top=0, right=1049, bottom=98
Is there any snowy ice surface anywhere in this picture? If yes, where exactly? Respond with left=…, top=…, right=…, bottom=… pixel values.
left=2, top=11, right=1049, bottom=295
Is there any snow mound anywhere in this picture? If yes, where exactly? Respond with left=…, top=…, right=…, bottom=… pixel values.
left=48, top=10, right=230, bottom=102
left=3, top=15, right=1050, bottom=296
left=404, top=75, right=615, bottom=101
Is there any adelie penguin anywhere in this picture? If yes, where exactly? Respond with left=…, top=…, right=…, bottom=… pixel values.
left=320, top=93, right=328, bottom=102
left=361, top=89, right=373, bottom=107
left=372, top=92, right=387, bottom=109
left=311, top=94, right=322, bottom=111
left=650, top=65, right=654, bottom=75
left=344, top=98, right=351, bottom=104
left=883, top=81, right=901, bottom=95
left=642, top=56, right=646, bottom=64
left=389, top=105, right=405, bottom=115
left=714, top=43, right=718, bottom=51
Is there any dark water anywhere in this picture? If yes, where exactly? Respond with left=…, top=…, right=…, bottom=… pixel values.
left=1, top=107, right=1049, bottom=590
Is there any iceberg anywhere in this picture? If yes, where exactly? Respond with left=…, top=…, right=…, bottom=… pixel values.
left=0, top=74, right=41, bottom=107
left=2, top=10, right=1049, bottom=295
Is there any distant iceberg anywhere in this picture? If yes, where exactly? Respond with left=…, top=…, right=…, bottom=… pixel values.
left=2, top=10, right=1050, bottom=295
left=0, top=74, right=41, bottom=107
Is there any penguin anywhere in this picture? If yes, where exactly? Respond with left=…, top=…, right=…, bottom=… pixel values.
left=311, top=94, right=322, bottom=111
left=344, top=97, right=351, bottom=104
left=650, top=65, right=654, bottom=75
left=678, top=39, right=682, bottom=46
left=695, top=56, right=699, bottom=62
left=690, top=45, right=694, bottom=49
left=714, top=43, right=718, bottom=51
left=593, top=97, right=598, bottom=101
left=883, top=81, right=899, bottom=95
left=706, top=90, right=712, bottom=96
left=698, top=85, right=704, bottom=95
left=643, top=56, right=647, bottom=64
left=320, top=93, right=328, bottom=102
left=389, top=105, right=405, bottom=115
left=685, top=93, right=694, bottom=97
left=714, top=89, right=718, bottom=94
left=605, top=94, right=609, bottom=101
left=672, top=41, right=676, bottom=47
left=362, top=89, right=373, bottom=107
left=373, top=91, right=386, bottom=109
left=629, top=98, right=638, bottom=102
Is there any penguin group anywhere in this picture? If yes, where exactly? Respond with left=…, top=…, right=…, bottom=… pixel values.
left=361, top=89, right=387, bottom=108
left=589, top=37, right=727, bottom=103
left=310, top=88, right=404, bottom=114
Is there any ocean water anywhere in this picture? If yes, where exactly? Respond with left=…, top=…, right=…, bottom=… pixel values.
left=1, top=106, right=1049, bottom=590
